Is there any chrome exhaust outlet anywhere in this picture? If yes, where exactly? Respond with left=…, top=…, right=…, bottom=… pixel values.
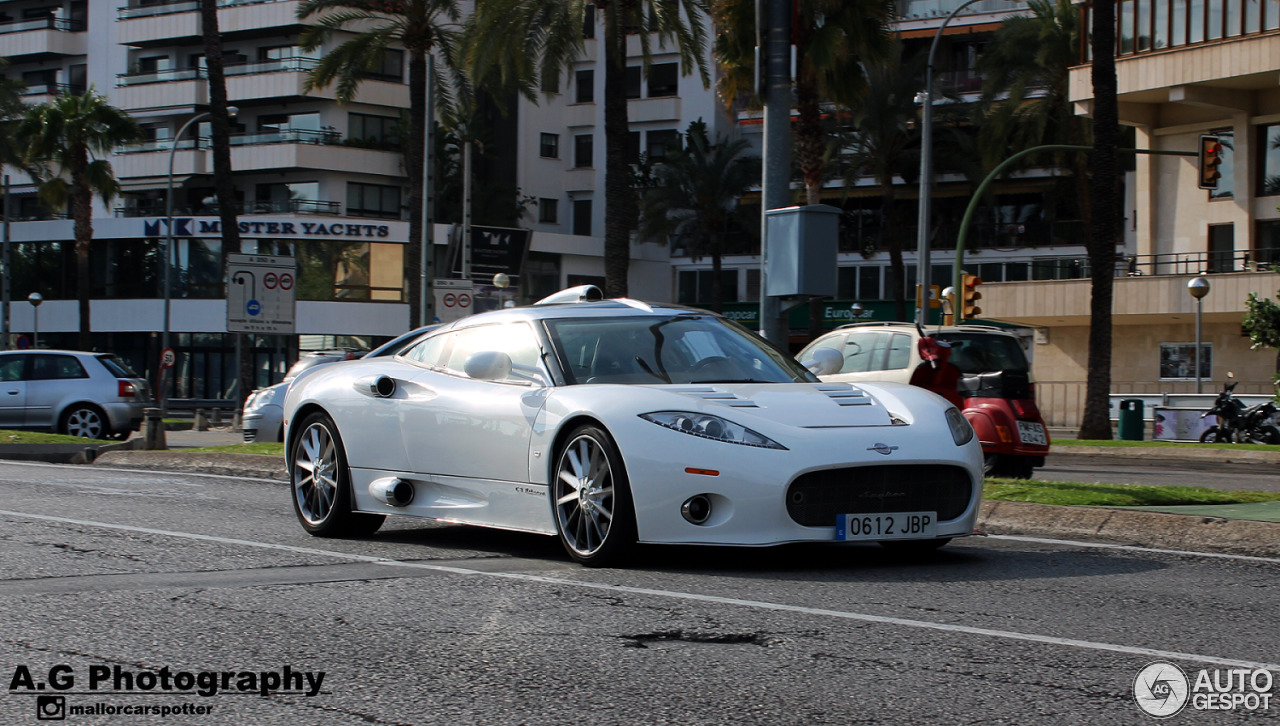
left=369, top=477, right=414, bottom=507
left=681, top=494, right=712, bottom=525
left=370, top=375, right=396, bottom=398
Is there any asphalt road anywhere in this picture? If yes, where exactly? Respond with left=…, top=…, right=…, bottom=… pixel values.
left=2, top=460, right=1278, bottom=724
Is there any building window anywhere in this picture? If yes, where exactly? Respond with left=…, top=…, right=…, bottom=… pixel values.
left=539, top=198, right=558, bottom=224
left=575, top=69, right=594, bottom=103
left=572, top=199, right=592, bottom=235
left=1259, top=124, right=1280, bottom=196
left=1208, top=130, right=1234, bottom=200
left=626, top=131, right=641, bottom=165
left=295, top=240, right=404, bottom=301
left=1255, top=219, right=1280, bottom=267
left=540, top=133, right=559, bottom=158
left=646, top=129, right=680, bottom=160
left=676, top=270, right=738, bottom=305
left=574, top=134, right=593, bottom=168
left=349, top=113, right=400, bottom=148
left=625, top=66, right=642, bottom=99
left=364, top=49, right=403, bottom=82
left=1159, top=343, right=1211, bottom=380
left=1208, top=224, right=1234, bottom=272
left=257, top=181, right=321, bottom=214
left=583, top=4, right=596, bottom=38
left=347, top=182, right=402, bottom=219
left=647, top=62, right=679, bottom=97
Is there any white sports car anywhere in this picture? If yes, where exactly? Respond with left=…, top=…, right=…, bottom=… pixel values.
left=282, top=286, right=984, bottom=566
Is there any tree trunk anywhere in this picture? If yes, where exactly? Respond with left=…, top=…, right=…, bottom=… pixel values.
left=601, top=7, right=634, bottom=298
left=405, top=47, right=428, bottom=327
left=1079, top=0, right=1119, bottom=440
left=882, top=179, right=907, bottom=322
left=199, top=0, right=241, bottom=259
left=71, top=147, right=93, bottom=350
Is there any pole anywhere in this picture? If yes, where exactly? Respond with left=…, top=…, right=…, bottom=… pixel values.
left=2, top=175, right=10, bottom=349
left=915, top=0, right=1018, bottom=327
left=32, top=304, right=38, bottom=349
left=420, top=54, right=435, bottom=325
left=1194, top=297, right=1203, bottom=394
left=758, top=0, right=791, bottom=345
left=463, top=140, right=472, bottom=280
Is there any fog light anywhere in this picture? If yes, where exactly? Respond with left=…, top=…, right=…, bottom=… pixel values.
left=681, top=495, right=712, bottom=525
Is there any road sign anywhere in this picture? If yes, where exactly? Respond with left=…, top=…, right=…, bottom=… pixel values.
left=160, top=347, right=176, bottom=370
left=434, top=278, right=474, bottom=324
left=227, top=254, right=297, bottom=334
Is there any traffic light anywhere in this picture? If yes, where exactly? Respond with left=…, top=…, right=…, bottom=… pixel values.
left=960, top=274, right=982, bottom=321
left=1199, top=135, right=1222, bottom=190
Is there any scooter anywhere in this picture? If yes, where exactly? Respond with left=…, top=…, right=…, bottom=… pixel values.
left=1200, top=376, right=1280, bottom=444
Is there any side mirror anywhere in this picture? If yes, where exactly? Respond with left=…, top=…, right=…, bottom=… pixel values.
left=463, top=351, right=513, bottom=381
left=801, top=348, right=842, bottom=377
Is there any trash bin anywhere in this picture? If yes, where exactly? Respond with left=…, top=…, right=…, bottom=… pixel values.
left=1118, top=399, right=1144, bottom=440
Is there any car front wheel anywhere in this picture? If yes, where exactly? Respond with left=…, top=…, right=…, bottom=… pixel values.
left=552, top=425, right=636, bottom=566
left=61, top=405, right=108, bottom=439
left=289, top=412, right=384, bottom=537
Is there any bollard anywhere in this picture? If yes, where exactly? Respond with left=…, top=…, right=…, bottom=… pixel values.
left=210, top=408, right=222, bottom=426
left=194, top=408, right=209, bottom=431
left=232, top=407, right=243, bottom=432
left=142, top=407, right=167, bottom=450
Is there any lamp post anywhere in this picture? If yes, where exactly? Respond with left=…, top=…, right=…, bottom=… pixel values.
left=164, top=107, right=237, bottom=357
left=27, top=292, right=42, bottom=349
left=1187, top=275, right=1210, bottom=394
left=915, top=0, right=1018, bottom=326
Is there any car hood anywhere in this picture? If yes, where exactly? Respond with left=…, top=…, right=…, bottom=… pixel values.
left=615, top=382, right=910, bottom=428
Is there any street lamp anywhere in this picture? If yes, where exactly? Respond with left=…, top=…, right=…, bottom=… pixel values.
left=1187, top=275, right=1210, bottom=394
left=163, top=106, right=237, bottom=357
left=915, top=0, right=1019, bottom=326
left=27, top=292, right=41, bottom=348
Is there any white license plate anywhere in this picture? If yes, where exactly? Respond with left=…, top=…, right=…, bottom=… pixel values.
left=1017, top=421, right=1047, bottom=446
left=835, top=512, right=937, bottom=541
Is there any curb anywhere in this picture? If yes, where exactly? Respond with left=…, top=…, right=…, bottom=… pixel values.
left=1051, top=445, right=1280, bottom=465
left=93, top=451, right=287, bottom=481
left=978, top=500, right=1280, bottom=558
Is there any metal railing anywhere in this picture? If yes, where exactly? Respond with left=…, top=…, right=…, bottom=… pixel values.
left=120, top=128, right=342, bottom=154
left=0, top=16, right=87, bottom=34
left=117, top=57, right=318, bottom=86
left=114, top=198, right=342, bottom=217
left=118, top=0, right=290, bottom=20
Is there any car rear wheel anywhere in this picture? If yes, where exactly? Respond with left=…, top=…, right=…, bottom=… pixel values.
left=61, top=405, right=108, bottom=439
left=552, top=425, right=636, bottom=566
left=290, top=412, right=384, bottom=537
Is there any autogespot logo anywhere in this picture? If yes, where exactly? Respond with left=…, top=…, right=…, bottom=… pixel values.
left=1134, top=662, right=1190, bottom=718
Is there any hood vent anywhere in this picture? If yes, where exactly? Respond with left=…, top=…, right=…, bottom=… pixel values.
left=668, top=386, right=760, bottom=408
left=816, top=384, right=872, bottom=406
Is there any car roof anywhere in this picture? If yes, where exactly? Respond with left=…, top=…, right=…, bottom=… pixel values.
left=439, top=297, right=714, bottom=331
left=830, top=321, right=1021, bottom=338
left=0, top=349, right=108, bottom=357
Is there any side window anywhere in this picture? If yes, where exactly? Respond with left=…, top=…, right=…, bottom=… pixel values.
left=31, top=355, right=88, bottom=380
left=842, top=332, right=880, bottom=373
left=402, top=333, right=448, bottom=368
left=444, top=324, right=545, bottom=384
left=0, top=357, right=25, bottom=382
left=885, top=333, right=912, bottom=370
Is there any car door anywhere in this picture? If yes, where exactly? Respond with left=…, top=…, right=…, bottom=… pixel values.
left=0, top=355, right=28, bottom=429
left=399, top=322, right=551, bottom=530
left=24, top=354, right=91, bottom=430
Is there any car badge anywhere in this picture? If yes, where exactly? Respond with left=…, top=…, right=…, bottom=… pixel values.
left=867, top=443, right=898, bottom=456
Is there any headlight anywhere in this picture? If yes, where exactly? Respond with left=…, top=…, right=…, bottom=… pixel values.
left=244, top=387, right=278, bottom=412
left=946, top=407, right=974, bottom=446
left=640, top=411, right=787, bottom=450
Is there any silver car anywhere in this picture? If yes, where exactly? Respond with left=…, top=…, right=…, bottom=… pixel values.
left=0, top=350, right=152, bottom=439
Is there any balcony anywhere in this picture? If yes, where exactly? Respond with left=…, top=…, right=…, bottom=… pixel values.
left=114, top=131, right=404, bottom=178
left=114, top=198, right=341, bottom=217
left=0, top=16, right=88, bottom=59
left=117, top=0, right=302, bottom=45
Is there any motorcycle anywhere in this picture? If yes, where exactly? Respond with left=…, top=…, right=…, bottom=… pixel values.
left=1200, top=377, right=1280, bottom=444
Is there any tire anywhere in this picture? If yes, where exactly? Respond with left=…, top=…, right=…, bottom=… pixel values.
left=1199, top=426, right=1231, bottom=443
left=1250, top=425, right=1280, bottom=445
left=60, top=405, right=108, bottom=439
left=1007, top=457, right=1035, bottom=480
left=982, top=453, right=999, bottom=478
left=289, top=411, right=385, bottom=538
left=879, top=538, right=953, bottom=553
left=552, top=425, right=636, bottom=566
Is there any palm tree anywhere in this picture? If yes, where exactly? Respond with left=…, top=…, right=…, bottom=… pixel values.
left=838, top=41, right=924, bottom=321
left=199, top=0, right=242, bottom=254
left=17, top=90, right=140, bottom=349
left=1080, top=0, right=1122, bottom=440
left=978, top=0, right=1090, bottom=246
left=0, top=59, right=30, bottom=172
left=637, top=120, right=759, bottom=311
left=298, top=0, right=462, bottom=328
left=714, top=0, right=896, bottom=205
left=470, top=0, right=712, bottom=298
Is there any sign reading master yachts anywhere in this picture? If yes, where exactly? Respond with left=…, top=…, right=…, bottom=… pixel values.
left=227, top=254, right=296, bottom=335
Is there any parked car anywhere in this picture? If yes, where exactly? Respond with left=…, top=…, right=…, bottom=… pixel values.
left=242, top=330, right=437, bottom=443
left=0, top=349, right=152, bottom=439
left=281, top=286, right=983, bottom=566
left=797, top=322, right=1050, bottom=478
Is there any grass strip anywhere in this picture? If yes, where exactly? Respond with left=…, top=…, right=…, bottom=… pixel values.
left=984, top=479, right=1280, bottom=507
left=181, top=442, right=284, bottom=456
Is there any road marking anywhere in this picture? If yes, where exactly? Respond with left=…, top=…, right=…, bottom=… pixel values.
left=990, top=534, right=1280, bottom=565
left=2, top=508, right=1278, bottom=673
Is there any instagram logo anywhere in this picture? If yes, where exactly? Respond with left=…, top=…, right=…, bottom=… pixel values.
left=35, top=695, right=65, bottom=720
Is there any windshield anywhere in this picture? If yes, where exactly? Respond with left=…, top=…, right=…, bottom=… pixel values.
left=935, top=333, right=1030, bottom=374
left=545, top=315, right=816, bottom=385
